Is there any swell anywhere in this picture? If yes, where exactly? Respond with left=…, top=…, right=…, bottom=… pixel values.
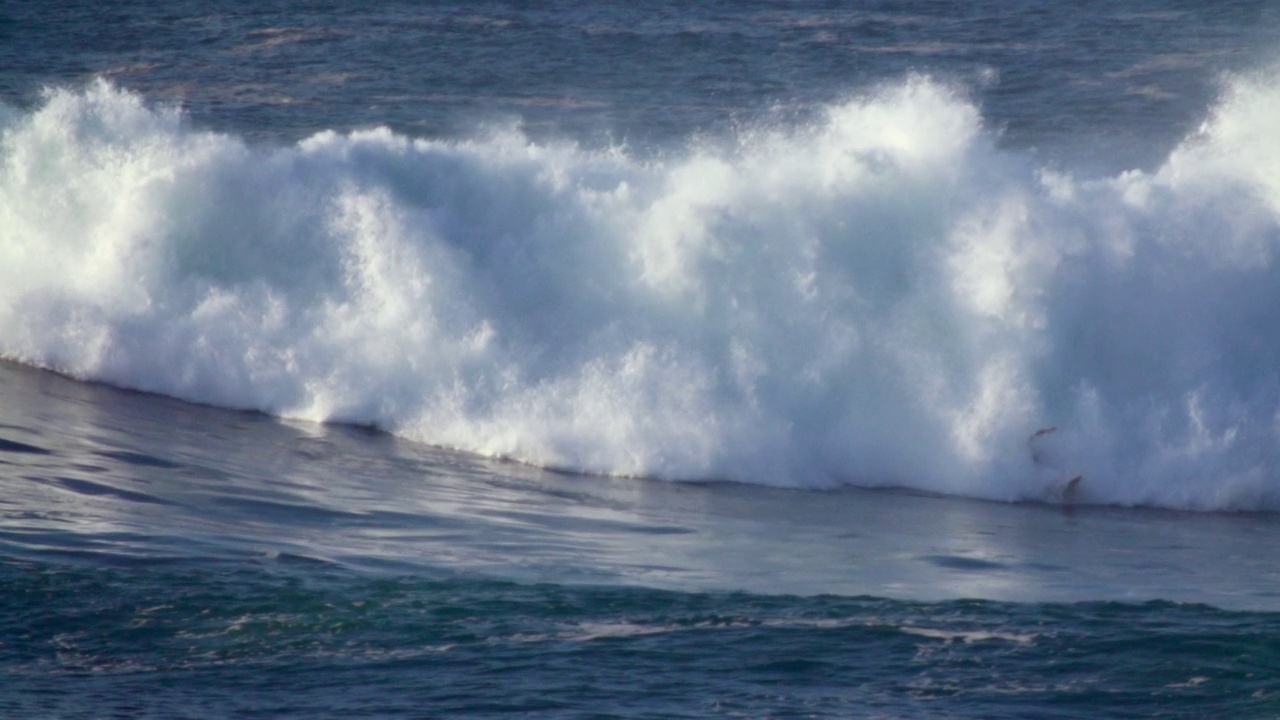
left=3, top=73, right=1280, bottom=510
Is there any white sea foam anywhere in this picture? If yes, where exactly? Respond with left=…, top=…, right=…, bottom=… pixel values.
left=900, top=626, right=1037, bottom=645
left=4, top=74, right=1280, bottom=510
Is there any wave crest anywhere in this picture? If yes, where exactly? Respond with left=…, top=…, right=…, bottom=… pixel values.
left=4, top=74, right=1280, bottom=510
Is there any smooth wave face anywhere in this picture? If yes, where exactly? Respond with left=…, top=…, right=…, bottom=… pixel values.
left=3, top=73, right=1280, bottom=509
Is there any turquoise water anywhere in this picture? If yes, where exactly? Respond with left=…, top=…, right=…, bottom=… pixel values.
left=6, top=1, right=1280, bottom=716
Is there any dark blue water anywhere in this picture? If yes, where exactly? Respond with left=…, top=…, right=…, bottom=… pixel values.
left=6, top=563, right=1279, bottom=719
left=5, top=1, right=1280, bottom=717
left=5, top=0, right=1277, bottom=166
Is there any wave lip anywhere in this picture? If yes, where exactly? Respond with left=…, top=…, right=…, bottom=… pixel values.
left=3, top=74, right=1280, bottom=511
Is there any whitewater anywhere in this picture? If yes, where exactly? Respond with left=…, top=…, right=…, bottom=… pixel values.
left=5, top=70, right=1280, bottom=510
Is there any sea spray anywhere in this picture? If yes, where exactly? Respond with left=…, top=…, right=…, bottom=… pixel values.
left=3, top=74, right=1280, bottom=510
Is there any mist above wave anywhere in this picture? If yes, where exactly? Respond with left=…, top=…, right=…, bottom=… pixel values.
left=3, top=73, right=1280, bottom=510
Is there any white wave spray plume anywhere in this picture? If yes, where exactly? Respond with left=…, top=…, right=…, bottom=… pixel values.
left=3, top=72, right=1280, bottom=510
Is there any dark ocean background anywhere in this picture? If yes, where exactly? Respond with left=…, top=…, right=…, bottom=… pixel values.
left=4, top=1, right=1280, bottom=717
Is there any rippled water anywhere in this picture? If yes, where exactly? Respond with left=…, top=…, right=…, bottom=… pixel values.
left=7, top=565, right=1280, bottom=719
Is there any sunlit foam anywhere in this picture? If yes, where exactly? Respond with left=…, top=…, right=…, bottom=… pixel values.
left=4, top=72, right=1280, bottom=510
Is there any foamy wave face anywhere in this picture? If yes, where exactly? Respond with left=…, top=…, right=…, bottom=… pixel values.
left=3, top=75, right=1280, bottom=510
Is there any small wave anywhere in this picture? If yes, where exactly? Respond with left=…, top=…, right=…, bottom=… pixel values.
left=900, top=626, right=1037, bottom=645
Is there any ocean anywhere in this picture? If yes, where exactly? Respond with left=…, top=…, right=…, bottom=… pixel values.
left=3, top=1, right=1280, bottom=717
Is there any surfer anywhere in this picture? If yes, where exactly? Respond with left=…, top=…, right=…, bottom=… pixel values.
left=1029, top=427, right=1083, bottom=504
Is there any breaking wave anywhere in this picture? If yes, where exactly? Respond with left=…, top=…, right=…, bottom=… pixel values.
left=4, top=72, right=1280, bottom=510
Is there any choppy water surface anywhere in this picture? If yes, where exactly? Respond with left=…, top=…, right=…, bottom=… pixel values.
left=6, top=565, right=1280, bottom=719
left=4, top=0, right=1277, bottom=167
